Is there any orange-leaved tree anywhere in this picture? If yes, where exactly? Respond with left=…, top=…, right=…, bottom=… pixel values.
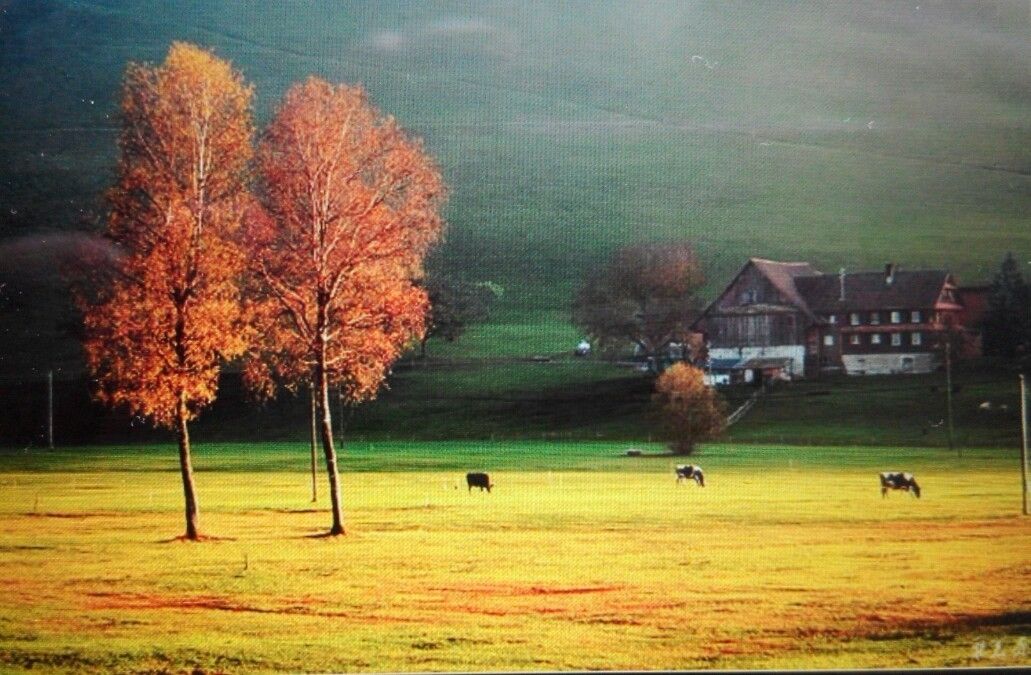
left=80, top=43, right=254, bottom=540
left=653, top=362, right=727, bottom=455
left=243, top=78, right=446, bottom=536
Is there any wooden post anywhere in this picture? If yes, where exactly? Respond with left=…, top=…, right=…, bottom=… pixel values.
left=309, top=381, right=318, bottom=503
left=47, top=369, right=54, bottom=450
left=1020, top=373, right=1029, bottom=516
left=337, top=388, right=345, bottom=441
left=945, top=341, right=957, bottom=457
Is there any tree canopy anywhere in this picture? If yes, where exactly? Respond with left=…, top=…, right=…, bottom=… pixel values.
left=80, top=42, right=254, bottom=539
left=572, top=242, right=704, bottom=361
left=652, top=362, right=726, bottom=455
left=982, top=252, right=1031, bottom=362
left=418, top=275, right=499, bottom=357
left=242, top=77, right=446, bottom=535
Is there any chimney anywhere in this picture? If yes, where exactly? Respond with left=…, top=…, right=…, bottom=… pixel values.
left=885, top=263, right=896, bottom=286
left=839, top=267, right=846, bottom=302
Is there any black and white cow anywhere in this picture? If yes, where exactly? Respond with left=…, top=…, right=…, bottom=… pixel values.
left=675, top=464, right=705, bottom=487
left=879, top=471, right=921, bottom=498
left=466, top=472, right=493, bottom=493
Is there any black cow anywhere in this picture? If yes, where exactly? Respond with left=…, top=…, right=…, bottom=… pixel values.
left=879, top=471, right=921, bottom=498
left=675, top=464, right=705, bottom=487
left=466, top=472, right=493, bottom=493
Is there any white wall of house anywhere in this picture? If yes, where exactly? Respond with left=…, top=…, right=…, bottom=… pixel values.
left=703, top=373, right=731, bottom=387
left=709, top=345, right=807, bottom=377
left=842, top=352, right=938, bottom=376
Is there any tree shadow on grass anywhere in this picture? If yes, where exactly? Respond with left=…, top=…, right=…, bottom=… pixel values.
left=155, top=534, right=237, bottom=543
left=300, top=530, right=346, bottom=539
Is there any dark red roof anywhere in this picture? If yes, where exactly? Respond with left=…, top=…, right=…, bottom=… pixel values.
left=795, top=270, right=950, bottom=312
left=749, top=258, right=821, bottom=316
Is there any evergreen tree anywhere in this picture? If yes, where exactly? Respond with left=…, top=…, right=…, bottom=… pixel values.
left=983, top=252, right=1031, bottom=360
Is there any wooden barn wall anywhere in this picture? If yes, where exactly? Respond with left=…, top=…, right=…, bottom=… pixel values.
left=699, top=263, right=807, bottom=347
left=705, top=312, right=803, bottom=347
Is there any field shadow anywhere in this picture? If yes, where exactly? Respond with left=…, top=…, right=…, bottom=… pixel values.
left=298, top=530, right=346, bottom=539
left=155, top=534, right=237, bottom=544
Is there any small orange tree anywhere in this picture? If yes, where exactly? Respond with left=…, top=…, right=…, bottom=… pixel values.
left=653, top=363, right=726, bottom=455
left=243, top=78, right=445, bottom=536
left=80, top=43, right=253, bottom=540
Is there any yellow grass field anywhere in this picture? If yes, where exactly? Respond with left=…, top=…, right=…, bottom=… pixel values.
left=1, top=464, right=1029, bottom=672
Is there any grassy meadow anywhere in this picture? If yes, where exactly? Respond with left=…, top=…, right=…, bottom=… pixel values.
left=1, top=442, right=1029, bottom=671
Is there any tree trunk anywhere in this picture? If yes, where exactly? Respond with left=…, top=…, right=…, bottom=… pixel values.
left=420, top=336, right=428, bottom=359
left=175, top=393, right=200, bottom=540
left=317, top=359, right=345, bottom=535
left=672, top=438, right=695, bottom=455
left=309, top=380, right=318, bottom=503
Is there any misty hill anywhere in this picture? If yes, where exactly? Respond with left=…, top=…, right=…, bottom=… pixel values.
left=1, top=0, right=1030, bottom=373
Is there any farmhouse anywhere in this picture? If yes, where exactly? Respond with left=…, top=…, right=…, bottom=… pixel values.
left=693, top=258, right=984, bottom=380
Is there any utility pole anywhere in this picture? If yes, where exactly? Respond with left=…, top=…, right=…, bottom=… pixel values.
left=47, top=369, right=54, bottom=450
left=1020, top=373, right=1029, bottom=516
left=945, top=341, right=957, bottom=457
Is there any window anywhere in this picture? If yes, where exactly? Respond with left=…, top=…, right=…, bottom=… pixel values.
left=823, top=334, right=835, bottom=347
left=850, top=312, right=861, bottom=325
left=850, top=334, right=861, bottom=345
left=891, top=333, right=902, bottom=346
left=870, top=312, right=880, bottom=325
left=911, top=332, right=922, bottom=346
left=827, top=314, right=837, bottom=324
left=891, top=311, right=902, bottom=324
left=911, top=310, right=922, bottom=323
left=871, top=334, right=882, bottom=345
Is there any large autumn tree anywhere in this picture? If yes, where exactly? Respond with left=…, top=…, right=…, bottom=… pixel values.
left=80, top=43, right=253, bottom=540
left=573, top=242, right=704, bottom=366
left=243, top=78, right=445, bottom=536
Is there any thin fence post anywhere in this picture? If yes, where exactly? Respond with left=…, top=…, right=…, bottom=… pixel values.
left=945, top=342, right=956, bottom=457
left=47, top=369, right=54, bottom=450
left=1020, top=373, right=1029, bottom=517
left=309, top=380, right=318, bottom=503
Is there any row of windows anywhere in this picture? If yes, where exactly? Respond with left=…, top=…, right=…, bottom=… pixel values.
left=827, top=310, right=922, bottom=326
left=824, top=332, right=923, bottom=347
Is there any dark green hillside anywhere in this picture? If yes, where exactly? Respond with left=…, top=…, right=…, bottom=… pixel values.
left=1, top=0, right=1029, bottom=374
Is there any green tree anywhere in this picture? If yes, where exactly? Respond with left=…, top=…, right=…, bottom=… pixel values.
left=983, top=252, right=1031, bottom=360
left=419, top=276, right=499, bottom=358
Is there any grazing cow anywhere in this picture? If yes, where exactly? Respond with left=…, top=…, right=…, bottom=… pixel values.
left=675, top=464, right=705, bottom=487
left=466, top=472, right=493, bottom=493
left=879, top=471, right=921, bottom=498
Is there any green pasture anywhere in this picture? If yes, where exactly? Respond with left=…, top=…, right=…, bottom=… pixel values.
left=0, top=439, right=1024, bottom=476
